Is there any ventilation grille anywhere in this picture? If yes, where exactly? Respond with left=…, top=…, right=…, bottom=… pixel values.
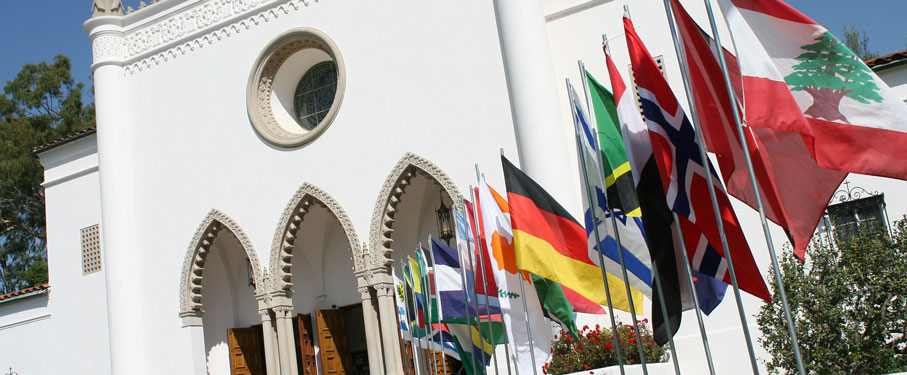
left=628, top=55, right=666, bottom=118
left=81, top=224, right=102, bottom=275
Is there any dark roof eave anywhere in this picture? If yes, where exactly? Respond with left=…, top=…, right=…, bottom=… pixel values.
left=28, top=128, right=97, bottom=158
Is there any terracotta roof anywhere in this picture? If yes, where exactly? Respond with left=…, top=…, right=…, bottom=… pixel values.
left=865, top=49, right=907, bottom=71
left=30, top=126, right=97, bottom=156
left=0, top=284, right=50, bottom=303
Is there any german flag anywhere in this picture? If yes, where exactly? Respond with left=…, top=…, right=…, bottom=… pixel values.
left=502, top=155, right=616, bottom=306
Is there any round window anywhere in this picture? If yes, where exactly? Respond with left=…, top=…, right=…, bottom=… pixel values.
left=294, top=61, right=337, bottom=131
left=246, top=28, right=345, bottom=148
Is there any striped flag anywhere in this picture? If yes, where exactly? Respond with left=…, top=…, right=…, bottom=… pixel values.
left=570, top=81, right=651, bottom=314
left=718, top=0, right=907, bottom=180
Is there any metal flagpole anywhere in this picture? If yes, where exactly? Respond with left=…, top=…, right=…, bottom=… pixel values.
left=429, top=235, right=451, bottom=375
left=652, top=2, right=761, bottom=373
left=478, top=163, right=537, bottom=375
left=649, top=258, right=682, bottom=374
left=455, top=204, right=480, bottom=375
left=700, top=1, right=807, bottom=373
left=565, top=77, right=629, bottom=375
left=671, top=213, right=717, bottom=375
left=419, top=243, right=439, bottom=375
left=469, top=186, right=503, bottom=375
left=578, top=55, right=680, bottom=375
left=403, top=262, right=425, bottom=375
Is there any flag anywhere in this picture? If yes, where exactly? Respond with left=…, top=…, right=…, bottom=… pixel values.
left=605, top=46, right=689, bottom=345
left=467, top=196, right=502, bottom=316
left=531, top=274, right=578, bottom=338
left=405, top=257, right=426, bottom=329
left=570, top=81, right=652, bottom=314
left=455, top=208, right=502, bottom=321
left=624, top=15, right=771, bottom=302
left=394, top=269, right=412, bottom=339
left=477, top=178, right=550, bottom=374
left=718, top=0, right=907, bottom=180
left=671, top=0, right=846, bottom=259
left=502, top=155, right=621, bottom=307
left=585, top=72, right=642, bottom=217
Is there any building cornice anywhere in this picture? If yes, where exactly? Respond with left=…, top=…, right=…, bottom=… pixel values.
left=84, top=0, right=319, bottom=74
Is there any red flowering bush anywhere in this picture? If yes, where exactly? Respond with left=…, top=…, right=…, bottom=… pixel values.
left=542, top=320, right=667, bottom=375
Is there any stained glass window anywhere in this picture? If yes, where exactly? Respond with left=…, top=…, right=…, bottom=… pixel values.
left=294, top=61, right=338, bottom=131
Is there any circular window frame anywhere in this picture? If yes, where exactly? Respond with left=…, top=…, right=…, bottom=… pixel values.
left=246, top=28, right=346, bottom=148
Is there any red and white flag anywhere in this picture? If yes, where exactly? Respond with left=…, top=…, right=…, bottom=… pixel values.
left=718, top=0, right=907, bottom=180
left=672, top=0, right=846, bottom=259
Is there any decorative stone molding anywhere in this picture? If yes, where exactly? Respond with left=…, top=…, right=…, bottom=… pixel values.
left=92, top=0, right=124, bottom=17
left=178, top=209, right=265, bottom=316
left=91, top=33, right=127, bottom=66
left=368, top=153, right=465, bottom=270
left=119, top=0, right=317, bottom=74
left=268, top=182, right=361, bottom=293
left=246, top=28, right=345, bottom=147
left=272, top=305, right=294, bottom=314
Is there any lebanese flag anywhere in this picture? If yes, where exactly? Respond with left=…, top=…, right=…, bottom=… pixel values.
left=672, top=0, right=846, bottom=259
left=719, top=0, right=907, bottom=180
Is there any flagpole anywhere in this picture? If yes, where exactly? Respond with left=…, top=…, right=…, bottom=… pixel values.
left=455, top=204, right=481, bottom=375
left=469, top=186, right=504, bottom=375
left=584, top=54, right=685, bottom=374
left=652, top=2, right=761, bottom=373
left=429, top=235, right=451, bottom=375
left=699, top=1, right=807, bottom=373
left=420, top=243, right=440, bottom=375
left=566, top=77, right=630, bottom=375
left=671, top=213, right=717, bottom=375
left=404, top=262, right=425, bottom=375
left=477, top=163, right=537, bottom=375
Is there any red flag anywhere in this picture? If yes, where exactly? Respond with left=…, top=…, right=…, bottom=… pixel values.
left=671, top=0, right=845, bottom=259
left=624, top=16, right=770, bottom=301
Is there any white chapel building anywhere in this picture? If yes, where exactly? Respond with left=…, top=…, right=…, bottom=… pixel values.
left=1, top=0, right=906, bottom=374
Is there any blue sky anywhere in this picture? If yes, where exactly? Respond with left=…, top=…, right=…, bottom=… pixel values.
left=0, top=0, right=904, bottom=99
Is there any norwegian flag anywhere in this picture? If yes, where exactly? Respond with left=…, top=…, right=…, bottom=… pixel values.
left=623, top=16, right=770, bottom=301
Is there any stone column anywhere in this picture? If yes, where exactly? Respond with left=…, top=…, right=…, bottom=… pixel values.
left=179, top=312, right=207, bottom=375
left=359, top=286, right=385, bottom=375
left=375, top=280, right=405, bottom=375
left=260, top=309, right=279, bottom=375
left=273, top=307, right=292, bottom=375
left=84, top=14, right=146, bottom=375
left=274, top=305, right=299, bottom=375
left=492, top=0, right=579, bottom=213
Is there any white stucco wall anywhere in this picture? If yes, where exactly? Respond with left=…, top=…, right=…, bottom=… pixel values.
left=0, top=136, right=110, bottom=374
left=84, top=0, right=519, bottom=373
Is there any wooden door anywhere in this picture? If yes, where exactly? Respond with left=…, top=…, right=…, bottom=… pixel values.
left=316, top=309, right=352, bottom=375
left=227, top=326, right=266, bottom=375
left=295, top=314, right=318, bottom=375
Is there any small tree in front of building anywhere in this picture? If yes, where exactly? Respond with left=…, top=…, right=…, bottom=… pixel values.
left=757, top=219, right=907, bottom=374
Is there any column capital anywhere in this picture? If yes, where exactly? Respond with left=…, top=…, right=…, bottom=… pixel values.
left=179, top=310, right=203, bottom=327
left=272, top=305, right=294, bottom=315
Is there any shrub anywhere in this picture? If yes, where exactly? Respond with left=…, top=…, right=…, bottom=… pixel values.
left=543, top=320, right=667, bottom=375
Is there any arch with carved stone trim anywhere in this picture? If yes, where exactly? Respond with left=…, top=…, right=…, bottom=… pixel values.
left=268, top=182, right=364, bottom=293
left=368, top=152, right=466, bottom=269
left=178, top=208, right=266, bottom=317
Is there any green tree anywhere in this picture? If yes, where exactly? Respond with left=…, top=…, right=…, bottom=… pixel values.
left=0, top=55, right=94, bottom=294
left=842, top=23, right=878, bottom=61
left=757, top=220, right=907, bottom=374
left=784, top=31, right=883, bottom=123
